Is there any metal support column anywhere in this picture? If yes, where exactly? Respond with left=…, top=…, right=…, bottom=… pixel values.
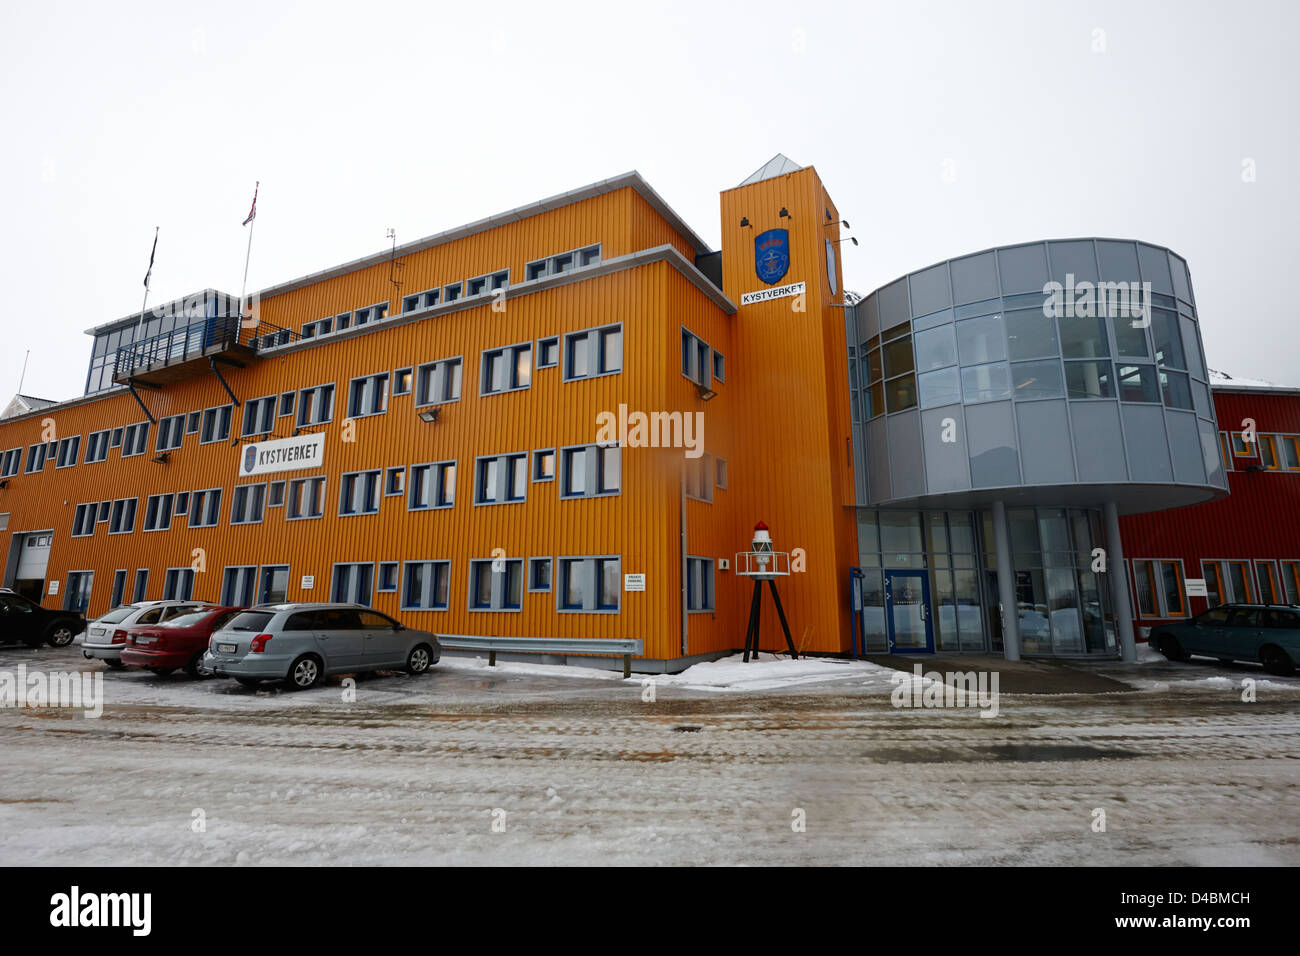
left=992, top=500, right=1021, bottom=662
left=1104, top=500, right=1138, bottom=662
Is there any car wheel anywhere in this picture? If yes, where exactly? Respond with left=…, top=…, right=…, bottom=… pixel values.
left=104, top=658, right=126, bottom=669
left=286, top=654, right=324, bottom=690
left=405, top=643, right=433, bottom=675
left=45, top=624, right=76, bottom=647
left=235, top=677, right=262, bottom=689
left=1157, top=634, right=1187, bottom=663
left=1260, top=646, right=1295, bottom=677
left=148, top=667, right=175, bottom=677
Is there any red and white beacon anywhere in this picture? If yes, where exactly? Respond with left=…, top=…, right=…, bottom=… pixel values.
left=735, top=520, right=797, bottom=662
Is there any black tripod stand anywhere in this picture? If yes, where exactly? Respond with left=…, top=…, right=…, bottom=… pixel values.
left=741, top=577, right=798, bottom=662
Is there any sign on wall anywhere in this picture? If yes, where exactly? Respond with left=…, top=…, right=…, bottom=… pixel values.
left=740, top=281, right=805, bottom=306
left=624, top=574, right=646, bottom=592
left=47, top=580, right=58, bottom=595
left=1185, top=578, right=1208, bottom=598
left=301, top=575, right=315, bottom=591
left=239, top=433, right=325, bottom=478
left=754, top=228, right=790, bottom=284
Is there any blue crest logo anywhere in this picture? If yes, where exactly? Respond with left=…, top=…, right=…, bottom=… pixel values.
left=243, top=445, right=257, bottom=474
left=754, top=229, right=789, bottom=285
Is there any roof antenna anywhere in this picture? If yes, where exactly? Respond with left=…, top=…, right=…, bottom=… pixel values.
left=387, top=228, right=403, bottom=292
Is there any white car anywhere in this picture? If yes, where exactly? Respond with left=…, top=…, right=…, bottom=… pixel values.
left=82, top=601, right=213, bottom=668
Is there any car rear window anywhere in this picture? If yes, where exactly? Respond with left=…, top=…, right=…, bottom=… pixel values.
left=1265, top=609, right=1300, bottom=628
left=161, top=609, right=215, bottom=628
left=96, top=605, right=141, bottom=624
left=225, top=611, right=275, bottom=632
left=316, top=608, right=363, bottom=630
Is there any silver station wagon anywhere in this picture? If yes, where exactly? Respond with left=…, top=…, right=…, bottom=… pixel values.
left=202, top=603, right=441, bottom=690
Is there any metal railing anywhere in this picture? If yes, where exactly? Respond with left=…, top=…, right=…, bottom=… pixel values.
left=113, top=314, right=246, bottom=379
left=435, top=635, right=644, bottom=678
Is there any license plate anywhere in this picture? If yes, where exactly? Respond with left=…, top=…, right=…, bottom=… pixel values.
left=90, top=627, right=103, bottom=637
left=217, top=643, right=237, bottom=654
left=136, top=636, right=155, bottom=645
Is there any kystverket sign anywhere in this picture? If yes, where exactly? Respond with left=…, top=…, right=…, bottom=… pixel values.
left=239, top=433, right=325, bottom=477
left=740, top=281, right=805, bottom=306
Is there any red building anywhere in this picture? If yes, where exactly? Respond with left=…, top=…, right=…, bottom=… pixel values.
left=1120, top=374, right=1300, bottom=636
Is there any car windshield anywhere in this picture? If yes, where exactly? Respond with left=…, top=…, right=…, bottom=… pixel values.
left=95, top=605, right=141, bottom=624
left=224, top=611, right=275, bottom=631
left=160, top=609, right=215, bottom=628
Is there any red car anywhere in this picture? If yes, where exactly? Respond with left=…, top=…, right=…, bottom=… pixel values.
left=121, top=605, right=245, bottom=677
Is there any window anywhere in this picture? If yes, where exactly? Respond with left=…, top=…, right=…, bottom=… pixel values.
left=1260, top=435, right=1279, bottom=471
left=393, top=367, right=413, bottom=396
left=71, top=503, right=97, bottom=537
left=384, top=466, right=405, bottom=497
left=97, top=501, right=110, bottom=523
left=353, top=302, right=388, bottom=325
left=557, top=556, right=621, bottom=612
left=279, top=392, right=296, bottom=417
left=188, top=489, right=222, bottom=528
left=681, top=328, right=710, bottom=387
left=402, top=288, right=440, bottom=312
left=336, top=312, right=353, bottom=331
left=132, top=569, right=149, bottom=603
left=25, top=443, right=47, bottom=473
left=120, top=422, right=150, bottom=457
left=63, top=571, right=94, bottom=613
left=1064, top=360, right=1115, bottom=399
left=415, top=357, right=463, bottom=406
left=1, top=448, right=21, bottom=476
left=560, top=444, right=621, bottom=498
left=242, top=396, right=277, bottom=436
left=377, top=562, right=399, bottom=593
left=468, top=558, right=524, bottom=611
left=230, top=484, right=267, bottom=524
left=1282, top=561, right=1300, bottom=604
left=1255, top=560, right=1281, bottom=604
left=533, top=448, right=555, bottom=482
left=402, top=561, right=451, bottom=611
left=108, top=498, right=137, bottom=534
left=143, top=494, right=174, bottom=531
left=201, top=405, right=232, bottom=444
left=685, top=454, right=714, bottom=502
left=268, top=481, right=286, bottom=507
left=186, top=411, right=201, bottom=433
left=1132, top=559, right=1186, bottom=618
left=466, top=270, right=509, bottom=296
left=474, top=453, right=527, bottom=504
left=480, top=343, right=532, bottom=394
left=162, top=568, right=195, bottom=601
left=297, top=384, right=335, bottom=426
left=301, top=316, right=332, bottom=338
left=175, top=492, right=189, bottom=515
left=259, top=565, right=290, bottom=604
left=1160, top=369, right=1193, bottom=410
left=110, top=428, right=123, bottom=448
left=287, top=475, right=326, bottom=519
left=1011, top=360, right=1064, bottom=400
left=537, top=337, right=559, bottom=369
left=221, top=566, right=257, bottom=606
left=408, top=460, right=456, bottom=510
left=331, top=563, right=374, bottom=606
left=1280, top=436, right=1300, bottom=470
left=444, top=282, right=462, bottom=303
left=55, top=436, right=81, bottom=467
left=110, top=570, right=128, bottom=609
left=156, top=415, right=185, bottom=451
left=565, top=323, right=622, bottom=381
left=528, top=557, right=552, bottom=592
left=347, top=373, right=389, bottom=418
left=961, top=362, right=1010, bottom=403
left=715, top=457, right=728, bottom=489
left=686, top=556, right=715, bottom=612
left=524, top=245, right=599, bottom=281
left=1117, top=364, right=1160, bottom=403
left=339, top=470, right=382, bottom=516
left=1202, top=559, right=1254, bottom=605
left=84, top=431, right=110, bottom=463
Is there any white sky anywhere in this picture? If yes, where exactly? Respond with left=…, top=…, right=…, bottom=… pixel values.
left=3, top=0, right=1296, bottom=400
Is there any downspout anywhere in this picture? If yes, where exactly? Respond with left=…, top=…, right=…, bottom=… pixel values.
left=680, top=462, right=688, bottom=656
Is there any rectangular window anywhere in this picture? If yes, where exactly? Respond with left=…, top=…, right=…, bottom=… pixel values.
left=71, top=503, right=97, bottom=537
left=242, top=396, right=277, bottom=437
left=339, top=470, right=382, bottom=516
left=259, top=565, right=290, bottom=604
left=384, top=466, right=405, bottom=497
left=132, top=569, right=149, bottom=603
left=120, top=423, right=150, bottom=457
left=331, top=563, right=374, bottom=606
left=186, top=412, right=200, bottom=434
left=25, top=443, right=47, bottom=473
left=268, top=481, right=286, bottom=507
left=56, top=435, right=82, bottom=467
left=474, top=453, right=527, bottom=504
left=156, top=414, right=185, bottom=451
left=1281, top=436, right=1300, bottom=470
left=415, top=357, right=463, bottom=406
left=1282, top=561, right=1300, bottom=605
left=143, top=494, right=174, bottom=531
left=1, top=448, right=22, bottom=477
left=712, top=350, right=725, bottom=382
left=377, top=562, right=400, bottom=593
left=537, top=337, right=559, bottom=369
left=393, top=367, right=413, bottom=396
left=200, top=405, right=233, bottom=444
left=681, top=328, right=711, bottom=387
left=110, top=428, right=123, bottom=448
left=287, top=475, right=326, bottom=519
left=1117, top=364, right=1160, bottom=403
left=97, top=501, right=110, bottom=523
left=188, top=488, right=222, bottom=528
left=533, top=448, right=555, bottom=482
left=220, top=566, right=258, bottom=606
left=480, top=343, right=532, bottom=394
left=686, top=556, right=715, bottom=612
left=1260, top=435, right=1279, bottom=470
left=408, top=460, right=456, bottom=510
left=84, top=431, right=110, bottom=464
left=685, top=453, right=714, bottom=502
left=559, top=443, right=621, bottom=498
left=1203, top=559, right=1253, bottom=605
left=230, top=484, right=268, bottom=524
left=565, top=323, right=622, bottom=381
left=297, top=384, right=336, bottom=426
left=279, top=392, right=295, bottom=417
left=402, top=289, right=440, bottom=312
left=402, top=561, right=451, bottom=611
left=556, top=556, right=621, bottom=613
left=110, top=570, right=128, bottom=609
left=468, top=558, right=523, bottom=611
left=108, top=498, right=137, bottom=534
left=528, top=557, right=552, bottom=592
left=63, top=571, right=94, bottom=612
left=162, top=568, right=195, bottom=601
left=444, top=282, right=462, bottom=303
left=346, top=373, right=389, bottom=418
left=1256, top=560, right=1280, bottom=604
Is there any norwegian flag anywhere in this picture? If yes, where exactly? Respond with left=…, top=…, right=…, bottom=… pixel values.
left=242, top=182, right=259, bottom=226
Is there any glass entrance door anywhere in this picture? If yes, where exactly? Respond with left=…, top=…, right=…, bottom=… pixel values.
left=885, top=570, right=933, bottom=653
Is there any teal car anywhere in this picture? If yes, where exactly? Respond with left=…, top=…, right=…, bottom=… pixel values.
left=1151, top=604, right=1299, bottom=675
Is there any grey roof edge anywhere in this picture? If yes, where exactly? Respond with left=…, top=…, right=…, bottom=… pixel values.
left=250, top=172, right=712, bottom=303
left=859, top=236, right=1190, bottom=298
left=85, top=288, right=238, bottom=335
left=1209, top=382, right=1300, bottom=396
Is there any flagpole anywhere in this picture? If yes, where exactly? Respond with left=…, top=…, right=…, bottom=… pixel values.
left=239, top=181, right=258, bottom=325
left=134, top=226, right=159, bottom=348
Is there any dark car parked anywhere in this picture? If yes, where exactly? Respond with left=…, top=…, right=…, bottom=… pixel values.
left=1151, top=604, right=1300, bottom=675
left=120, top=605, right=245, bottom=677
left=0, top=589, right=84, bottom=647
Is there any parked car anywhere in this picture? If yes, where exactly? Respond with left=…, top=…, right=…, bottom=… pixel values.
left=1151, top=604, right=1300, bottom=675
left=202, top=603, right=440, bottom=690
left=83, top=601, right=214, bottom=667
left=120, top=605, right=245, bottom=677
left=0, top=590, right=85, bottom=648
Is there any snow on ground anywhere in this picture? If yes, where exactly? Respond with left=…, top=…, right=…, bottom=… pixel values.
left=650, top=653, right=900, bottom=692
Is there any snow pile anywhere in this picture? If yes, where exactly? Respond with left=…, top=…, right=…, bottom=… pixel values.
left=1207, top=368, right=1288, bottom=389
left=652, top=653, right=899, bottom=693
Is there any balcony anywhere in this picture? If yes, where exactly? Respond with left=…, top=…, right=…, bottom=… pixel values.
left=112, top=314, right=259, bottom=387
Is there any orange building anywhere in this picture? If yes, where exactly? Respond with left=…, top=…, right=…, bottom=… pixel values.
left=0, top=157, right=858, bottom=670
